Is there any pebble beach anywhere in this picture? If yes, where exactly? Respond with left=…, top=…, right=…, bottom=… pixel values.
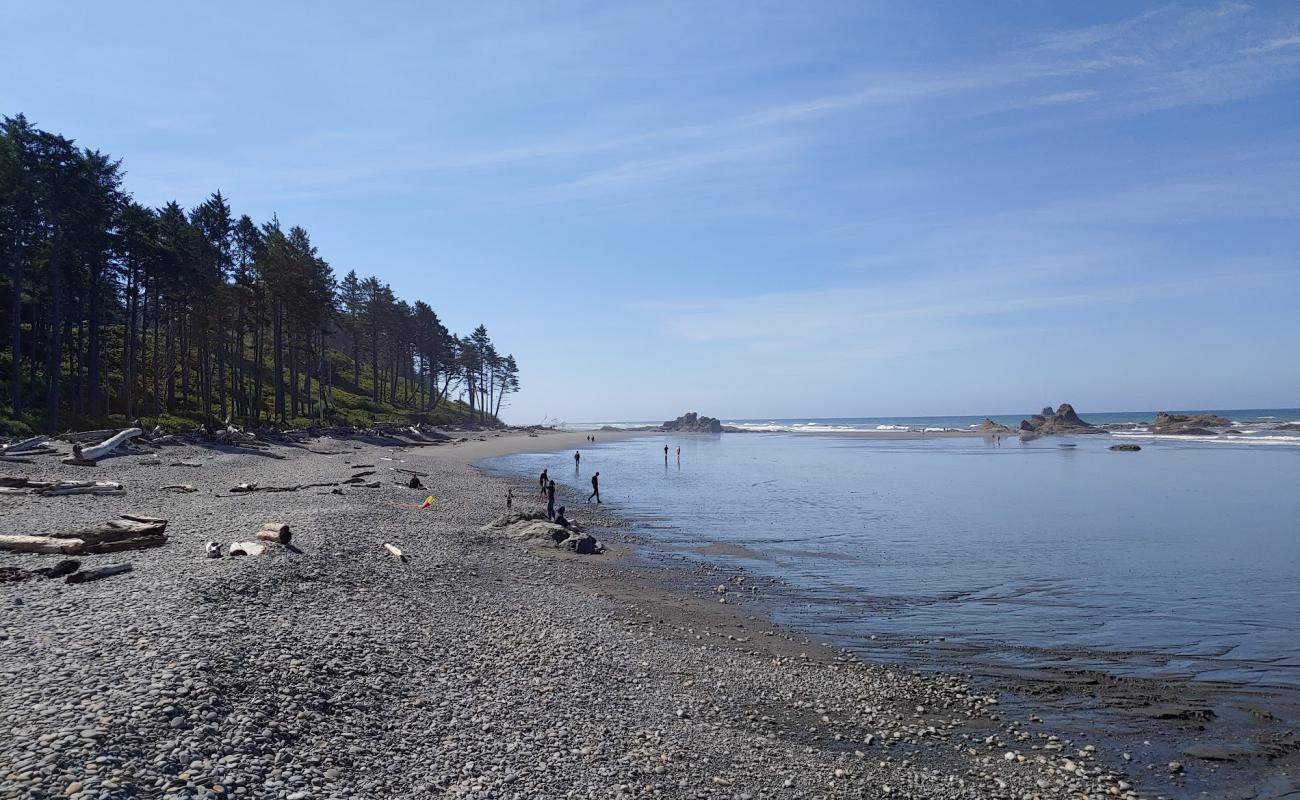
left=2, top=429, right=1157, bottom=799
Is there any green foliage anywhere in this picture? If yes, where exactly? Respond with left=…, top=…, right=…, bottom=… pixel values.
left=1, top=113, right=521, bottom=435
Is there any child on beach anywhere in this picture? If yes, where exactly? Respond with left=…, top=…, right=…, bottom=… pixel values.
left=539, top=468, right=548, bottom=498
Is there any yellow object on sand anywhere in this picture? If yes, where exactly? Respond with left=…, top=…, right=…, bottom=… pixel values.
left=421, top=496, right=435, bottom=509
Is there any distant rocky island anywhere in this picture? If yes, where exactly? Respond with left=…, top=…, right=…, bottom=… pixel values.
left=1153, top=411, right=1234, bottom=435
left=1019, top=403, right=1101, bottom=436
left=661, top=412, right=724, bottom=433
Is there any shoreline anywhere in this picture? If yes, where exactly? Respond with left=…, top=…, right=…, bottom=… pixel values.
left=0, top=429, right=1290, bottom=798
left=475, top=429, right=1300, bottom=799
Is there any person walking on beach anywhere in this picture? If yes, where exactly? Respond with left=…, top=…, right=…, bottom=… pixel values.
left=538, top=468, right=549, bottom=499
left=506, top=488, right=514, bottom=510
left=588, top=471, right=601, bottom=504
left=664, top=444, right=669, bottom=464
left=676, top=445, right=681, bottom=464
left=545, top=478, right=557, bottom=521
left=574, top=450, right=581, bottom=468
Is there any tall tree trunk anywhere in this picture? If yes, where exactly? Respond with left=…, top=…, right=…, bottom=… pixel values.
left=44, top=231, right=64, bottom=428
left=87, top=260, right=102, bottom=419
left=273, top=301, right=284, bottom=422
left=9, top=246, right=23, bottom=418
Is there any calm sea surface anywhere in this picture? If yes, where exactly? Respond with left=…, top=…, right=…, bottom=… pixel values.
left=482, top=410, right=1300, bottom=687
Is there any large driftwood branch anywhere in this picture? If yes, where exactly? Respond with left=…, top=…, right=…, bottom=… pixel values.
left=73, top=428, right=143, bottom=462
left=2, top=435, right=50, bottom=453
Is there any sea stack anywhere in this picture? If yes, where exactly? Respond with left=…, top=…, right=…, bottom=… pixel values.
left=1019, top=403, right=1101, bottom=436
left=662, top=412, right=724, bottom=433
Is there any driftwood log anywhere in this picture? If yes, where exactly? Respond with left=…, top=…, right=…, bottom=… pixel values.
left=0, top=535, right=85, bottom=555
left=74, top=428, right=143, bottom=462
left=254, top=522, right=292, bottom=545
left=0, top=516, right=168, bottom=555
left=383, top=542, right=408, bottom=562
left=66, top=563, right=133, bottom=584
left=2, top=435, right=50, bottom=453
left=0, top=478, right=125, bottom=497
left=229, top=541, right=267, bottom=556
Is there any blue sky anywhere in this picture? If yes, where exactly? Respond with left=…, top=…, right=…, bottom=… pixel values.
left=3, top=1, right=1299, bottom=423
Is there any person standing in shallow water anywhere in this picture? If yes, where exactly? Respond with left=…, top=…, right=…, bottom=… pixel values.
left=574, top=450, right=581, bottom=468
left=545, top=478, right=557, bottom=521
left=538, top=468, right=548, bottom=499
left=588, top=471, right=601, bottom=504
left=664, top=444, right=669, bottom=464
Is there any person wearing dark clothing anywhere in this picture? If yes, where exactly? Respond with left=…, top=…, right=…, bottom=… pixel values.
left=545, top=479, right=557, bottom=521
left=554, top=506, right=571, bottom=529
left=539, top=468, right=549, bottom=499
left=588, top=471, right=601, bottom=503
left=506, top=488, right=514, bottom=510
left=574, top=450, right=581, bottom=467
left=664, top=444, right=669, bottom=464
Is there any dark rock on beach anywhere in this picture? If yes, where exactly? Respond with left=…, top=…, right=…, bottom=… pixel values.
left=1110, top=444, right=1142, bottom=451
left=662, top=411, right=723, bottom=433
left=1019, top=403, right=1102, bottom=436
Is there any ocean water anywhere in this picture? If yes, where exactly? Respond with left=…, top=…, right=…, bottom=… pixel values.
left=484, top=410, right=1300, bottom=688
left=573, top=408, right=1300, bottom=444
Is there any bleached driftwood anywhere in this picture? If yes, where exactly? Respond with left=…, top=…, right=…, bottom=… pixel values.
left=65, top=563, right=133, bottom=584
left=383, top=542, right=407, bottom=562
left=2, top=435, right=49, bottom=454
left=73, top=427, right=143, bottom=462
left=0, top=516, right=168, bottom=555
left=255, top=522, right=292, bottom=545
left=159, top=484, right=197, bottom=493
left=61, top=429, right=119, bottom=444
left=0, top=535, right=85, bottom=554
left=0, top=478, right=125, bottom=496
left=40, top=480, right=125, bottom=496
left=229, top=541, right=267, bottom=556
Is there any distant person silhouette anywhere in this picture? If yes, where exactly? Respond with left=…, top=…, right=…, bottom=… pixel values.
left=664, top=444, right=669, bottom=464
left=676, top=446, right=681, bottom=464
left=545, top=479, right=557, bottom=521
left=538, top=468, right=549, bottom=499
left=506, top=488, right=514, bottom=510
left=588, top=471, right=601, bottom=504
left=575, top=450, right=581, bottom=468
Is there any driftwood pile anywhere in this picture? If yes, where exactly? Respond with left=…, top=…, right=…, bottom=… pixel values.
left=0, top=515, right=168, bottom=555
left=1, top=436, right=59, bottom=462
left=0, top=477, right=125, bottom=496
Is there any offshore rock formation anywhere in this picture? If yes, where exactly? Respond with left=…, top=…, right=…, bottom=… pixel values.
left=979, top=418, right=1012, bottom=433
left=1153, top=412, right=1233, bottom=434
left=662, top=412, right=723, bottom=433
left=1019, top=404, right=1101, bottom=436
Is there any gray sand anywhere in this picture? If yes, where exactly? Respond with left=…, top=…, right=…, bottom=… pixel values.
left=1, top=432, right=1143, bottom=799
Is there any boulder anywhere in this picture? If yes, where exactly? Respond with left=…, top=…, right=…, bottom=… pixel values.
left=662, top=412, right=723, bottom=433
left=481, top=512, right=604, bottom=554
left=1019, top=403, right=1101, bottom=436
left=1109, top=444, right=1141, bottom=451
left=979, top=418, right=1012, bottom=433
left=1154, top=412, right=1232, bottom=434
